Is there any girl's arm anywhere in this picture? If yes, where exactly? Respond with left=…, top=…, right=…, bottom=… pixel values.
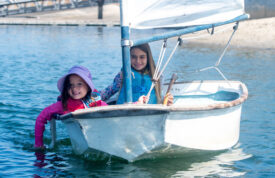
left=34, top=101, right=64, bottom=148
left=100, top=72, right=122, bottom=101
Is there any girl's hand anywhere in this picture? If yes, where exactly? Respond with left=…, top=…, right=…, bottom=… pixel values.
left=137, top=95, right=148, bottom=104
left=163, top=92, right=174, bottom=106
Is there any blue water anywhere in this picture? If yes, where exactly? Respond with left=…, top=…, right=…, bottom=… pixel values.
left=0, top=25, right=274, bottom=177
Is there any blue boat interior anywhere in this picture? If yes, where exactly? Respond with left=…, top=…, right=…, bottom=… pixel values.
left=174, top=90, right=240, bottom=102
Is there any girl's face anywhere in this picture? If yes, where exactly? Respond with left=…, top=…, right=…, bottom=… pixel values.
left=130, top=48, right=148, bottom=71
left=68, top=74, right=89, bottom=100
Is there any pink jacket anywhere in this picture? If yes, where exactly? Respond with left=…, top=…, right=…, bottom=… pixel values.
left=34, top=97, right=107, bottom=148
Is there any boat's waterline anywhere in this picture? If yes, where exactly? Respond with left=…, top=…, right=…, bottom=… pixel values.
left=59, top=80, right=248, bottom=162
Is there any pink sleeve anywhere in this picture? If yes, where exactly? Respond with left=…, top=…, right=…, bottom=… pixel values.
left=100, top=100, right=108, bottom=106
left=34, top=101, right=64, bottom=148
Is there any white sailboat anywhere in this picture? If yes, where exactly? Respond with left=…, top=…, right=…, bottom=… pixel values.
left=51, top=0, right=249, bottom=162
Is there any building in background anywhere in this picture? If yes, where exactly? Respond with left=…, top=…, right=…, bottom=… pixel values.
left=245, top=0, right=275, bottom=19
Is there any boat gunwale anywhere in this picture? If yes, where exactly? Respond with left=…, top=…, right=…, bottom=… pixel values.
left=168, top=80, right=248, bottom=111
left=59, top=80, right=248, bottom=120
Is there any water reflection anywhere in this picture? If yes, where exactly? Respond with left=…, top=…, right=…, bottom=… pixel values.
left=34, top=151, right=73, bottom=177
left=32, top=143, right=252, bottom=177
left=34, top=151, right=47, bottom=168
left=171, top=144, right=252, bottom=177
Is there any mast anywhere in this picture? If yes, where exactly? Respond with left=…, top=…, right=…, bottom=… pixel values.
left=120, top=0, right=132, bottom=103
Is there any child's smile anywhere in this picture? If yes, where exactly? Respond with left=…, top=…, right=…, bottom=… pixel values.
left=130, top=48, right=148, bottom=71
left=68, top=74, right=89, bottom=100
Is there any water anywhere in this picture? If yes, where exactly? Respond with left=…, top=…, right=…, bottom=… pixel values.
left=0, top=25, right=274, bottom=177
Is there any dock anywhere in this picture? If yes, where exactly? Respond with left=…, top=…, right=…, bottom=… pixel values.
left=0, top=3, right=120, bottom=26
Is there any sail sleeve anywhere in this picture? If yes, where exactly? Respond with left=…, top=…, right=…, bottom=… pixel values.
left=123, top=0, right=245, bottom=29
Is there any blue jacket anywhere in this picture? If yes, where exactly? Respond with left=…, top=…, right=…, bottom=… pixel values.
left=117, top=69, right=157, bottom=104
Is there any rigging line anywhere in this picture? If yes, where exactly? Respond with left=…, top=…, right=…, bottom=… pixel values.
left=154, top=40, right=167, bottom=80
left=207, top=25, right=214, bottom=35
left=199, top=22, right=239, bottom=80
left=214, top=67, right=228, bottom=81
left=147, top=40, right=166, bottom=103
left=146, top=81, right=155, bottom=103
left=154, top=41, right=165, bottom=79
left=215, top=22, right=239, bottom=66
left=199, top=66, right=214, bottom=72
left=146, top=39, right=180, bottom=103
left=149, top=40, right=167, bottom=102
left=199, top=66, right=228, bottom=80
left=157, top=40, right=180, bottom=81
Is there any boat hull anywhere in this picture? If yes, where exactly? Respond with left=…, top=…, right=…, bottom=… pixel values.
left=61, top=80, right=248, bottom=162
left=63, top=106, right=169, bottom=161
left=165, top=105, right=241, bottom=151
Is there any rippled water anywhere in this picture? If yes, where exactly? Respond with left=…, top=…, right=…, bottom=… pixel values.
left=0, top=25, right=274, bottom=177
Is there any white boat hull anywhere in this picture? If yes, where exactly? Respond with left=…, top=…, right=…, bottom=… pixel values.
left=165, top=105, right=241, bottom=150
left=61, top=80, right=248, bottom=162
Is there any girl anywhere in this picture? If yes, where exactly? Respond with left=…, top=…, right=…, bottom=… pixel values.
left=100, top=43, right=173, bottom=105
left=34, top=65, right=107, bottom=149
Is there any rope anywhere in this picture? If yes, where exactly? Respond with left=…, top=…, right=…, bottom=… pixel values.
left=199, top=22, right=239, bottom=81
left=145, top=22, right=239, bottom=102
left=158, top=40, right=180, bottom=79
left=199, top=66, right=228, bottom=81
left=215, top=22, right=238, bottom=66
left=153, top=40, right=167, bottom=80
left=146, top=38, right=180, bottom=102
left=147, top=40, right=167, bottom=101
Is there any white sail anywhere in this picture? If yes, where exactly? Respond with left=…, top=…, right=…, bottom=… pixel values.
left=122, top=0, right=245, bottom=29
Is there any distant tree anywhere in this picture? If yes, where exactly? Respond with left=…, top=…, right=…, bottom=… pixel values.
left=97, top=0, right=105, bottom=19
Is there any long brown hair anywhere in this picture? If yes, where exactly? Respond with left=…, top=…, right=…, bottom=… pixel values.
left=130, top=43, right=161, bottom=103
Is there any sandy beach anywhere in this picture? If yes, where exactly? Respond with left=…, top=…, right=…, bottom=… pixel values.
left=0, top=3, right=274, bottom=49
left=186, top=17, right=275, bottom=50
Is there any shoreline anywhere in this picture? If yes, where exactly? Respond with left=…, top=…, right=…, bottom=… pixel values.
left=0, top=4, right=274, bottom=49
left=0, top=4, right=121, bottom=27
left=182, top=17, right=275, bottom=50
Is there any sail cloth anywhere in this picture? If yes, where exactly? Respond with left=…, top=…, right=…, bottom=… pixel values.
left=122, top=0, right=245, bottom=29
